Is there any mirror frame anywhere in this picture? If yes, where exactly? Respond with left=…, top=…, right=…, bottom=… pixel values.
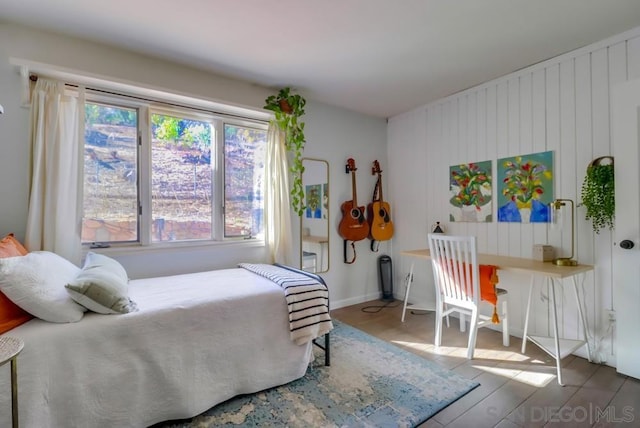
left=300, top=157, right=330, bottom=273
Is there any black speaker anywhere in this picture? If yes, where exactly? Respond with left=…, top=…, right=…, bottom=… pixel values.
left=378, top=255, right=393, bottom=301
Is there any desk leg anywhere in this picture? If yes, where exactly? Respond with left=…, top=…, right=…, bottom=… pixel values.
left=549, top=278, right=564, bottom=386
left=572, top=275, right=593, bottom=362
left=401, top=261, right=415, bottom=322
left=521, top=274, right=535, bottom=354
left=11, top=357, right=18, bottom=428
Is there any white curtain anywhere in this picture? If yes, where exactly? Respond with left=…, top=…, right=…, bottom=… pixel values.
left=25, top=78, right=84, bottom=265
left=264, top=123, right=295, bottom=266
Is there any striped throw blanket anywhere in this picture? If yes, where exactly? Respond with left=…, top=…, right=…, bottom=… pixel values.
left=239, top=263, right=333, bottom=345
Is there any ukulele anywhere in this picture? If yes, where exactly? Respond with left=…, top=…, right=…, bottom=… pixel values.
left=338, top=158, right=370, bottom=242
left=368, top=160, right=394, bottom=241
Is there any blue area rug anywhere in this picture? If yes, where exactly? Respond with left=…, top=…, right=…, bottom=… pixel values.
left=160, top=320, right=479, bottom=427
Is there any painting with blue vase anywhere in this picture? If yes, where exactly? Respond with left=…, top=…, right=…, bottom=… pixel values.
left=305, top=184, right=322, bottom=219
left=497, top=151, right=554, bottom=223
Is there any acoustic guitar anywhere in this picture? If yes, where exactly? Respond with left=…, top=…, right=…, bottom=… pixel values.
left=368, top=160, right=394, bottom=241
left=338, top=158, right=370, bottom=242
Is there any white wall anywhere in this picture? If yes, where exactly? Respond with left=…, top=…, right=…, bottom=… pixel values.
left=303, top=102, right=389, bottom=307
left=388, top=26, right=640, bottom=366
left=0, top=22, right=387, bottom=307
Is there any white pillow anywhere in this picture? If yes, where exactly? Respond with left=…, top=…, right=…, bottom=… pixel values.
left=0, top=251, right=85, bottom=323
left=65, top=252, right=137, bottom=314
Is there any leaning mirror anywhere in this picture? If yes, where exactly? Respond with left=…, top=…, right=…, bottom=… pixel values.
left=300, top=158, right=329, bottom=273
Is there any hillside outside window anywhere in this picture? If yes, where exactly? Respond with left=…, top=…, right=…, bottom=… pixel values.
left=81, top=94, right=266, bottom=246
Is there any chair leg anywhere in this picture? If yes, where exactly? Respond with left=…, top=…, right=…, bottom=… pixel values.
left=444, top=304, right=450, bottom=328
left=459, top=313, right=466, bottom=332
left=502, top=300, right=510, bottom=347
left=466, top=309, right=479, bottom=359
left=434, top=304, right=443, bottom=347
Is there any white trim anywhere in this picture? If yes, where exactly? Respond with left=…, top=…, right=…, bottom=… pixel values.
left=18, top=65, right=29, bottom=107
left=84, top=237, right=265, bottom=258
left=9, top=57, right=272, bottom=121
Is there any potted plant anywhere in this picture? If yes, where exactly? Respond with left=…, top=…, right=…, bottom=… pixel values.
left=264, top=87, right=307, bottom=216
left=581, top=156, right=615, bottom=233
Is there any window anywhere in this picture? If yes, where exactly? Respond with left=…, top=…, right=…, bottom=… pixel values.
left=81, top=93, right=267, bottom=246
left=151, top=111, right=213, bottom=242
left=82, top=102, right=139, bottom=243
left=224, top=124, right=266, bottom=238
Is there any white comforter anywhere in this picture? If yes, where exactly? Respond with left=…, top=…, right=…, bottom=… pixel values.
left=0, top=268, right=314, bottom=428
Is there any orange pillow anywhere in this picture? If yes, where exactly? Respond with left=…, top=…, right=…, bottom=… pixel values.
left=0, top=233, right=28, bottom=257
left=0, top=233, right=34, bottom=334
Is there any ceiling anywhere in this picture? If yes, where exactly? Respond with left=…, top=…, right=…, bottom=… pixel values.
left=2, top=0, right=640, bottom=118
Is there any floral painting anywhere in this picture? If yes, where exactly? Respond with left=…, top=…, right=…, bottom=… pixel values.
left=305, top=184, right=322, bottom=219
left=497, top=151, right=554, bottom=223
left=449, top=161, right=492, bottom=222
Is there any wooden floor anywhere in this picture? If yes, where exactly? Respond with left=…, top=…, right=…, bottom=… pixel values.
left=331, top=300, right=639, bottom=428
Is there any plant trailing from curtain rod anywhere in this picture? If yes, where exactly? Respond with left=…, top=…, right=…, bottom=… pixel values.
left=264, top=87, right=307, bottom=216
left=581, top=156, right=615, bottom=233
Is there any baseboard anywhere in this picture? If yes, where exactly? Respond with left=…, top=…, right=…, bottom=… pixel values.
left=332, top=292, right=428, bottom=311
left=331, top=291, right=385, bottom=310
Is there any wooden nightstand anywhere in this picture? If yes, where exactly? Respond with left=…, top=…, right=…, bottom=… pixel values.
left=0, top=337, right=24, bottom=428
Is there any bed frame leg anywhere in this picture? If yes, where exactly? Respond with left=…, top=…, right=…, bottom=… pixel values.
left=324, top=333, right=330, bottom=366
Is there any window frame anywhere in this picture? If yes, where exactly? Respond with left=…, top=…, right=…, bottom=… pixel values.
left=221, top=119, right=269, bottom=240
left=82, top=89, right=268, bottom=250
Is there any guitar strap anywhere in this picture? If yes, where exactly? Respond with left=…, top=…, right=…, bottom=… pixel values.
left=370, top=176, right=382, bottom=252
left=371, top=176, right=381, bottom=202
left=343, top=239, right=357, bottom=264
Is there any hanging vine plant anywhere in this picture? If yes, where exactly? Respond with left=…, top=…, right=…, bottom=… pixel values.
left=264, top=87, right=307, bottom=216
left=581, top=156, right=615, bottom=233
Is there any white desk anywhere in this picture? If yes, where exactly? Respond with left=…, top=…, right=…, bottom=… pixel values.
left=401, top=249, right=594, bottom=386
left=303, top=235, right=329, bottom=271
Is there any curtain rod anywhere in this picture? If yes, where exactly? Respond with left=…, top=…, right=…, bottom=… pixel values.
left=28, top=73, right=270, bottom=125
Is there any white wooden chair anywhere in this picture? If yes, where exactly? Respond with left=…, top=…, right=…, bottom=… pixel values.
left=302, top=251, right=317, bottom=273
left=427, top=233, right=509, bottom=359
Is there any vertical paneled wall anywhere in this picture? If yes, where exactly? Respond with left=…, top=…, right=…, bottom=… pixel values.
left=388, top=26, right=640, bottom=366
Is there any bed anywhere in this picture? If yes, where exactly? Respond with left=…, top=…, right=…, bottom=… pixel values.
left=0, top=258, right=332, bottom=428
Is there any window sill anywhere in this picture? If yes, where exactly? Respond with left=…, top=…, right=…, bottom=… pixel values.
left=82, top=238, right=265, bottom=258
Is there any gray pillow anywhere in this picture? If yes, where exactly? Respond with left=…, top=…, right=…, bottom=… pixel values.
left=66, top=252, right=138, bottom=314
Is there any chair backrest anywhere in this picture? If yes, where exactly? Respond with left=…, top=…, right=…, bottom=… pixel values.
left=427, top=233, right=480, bottom=308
